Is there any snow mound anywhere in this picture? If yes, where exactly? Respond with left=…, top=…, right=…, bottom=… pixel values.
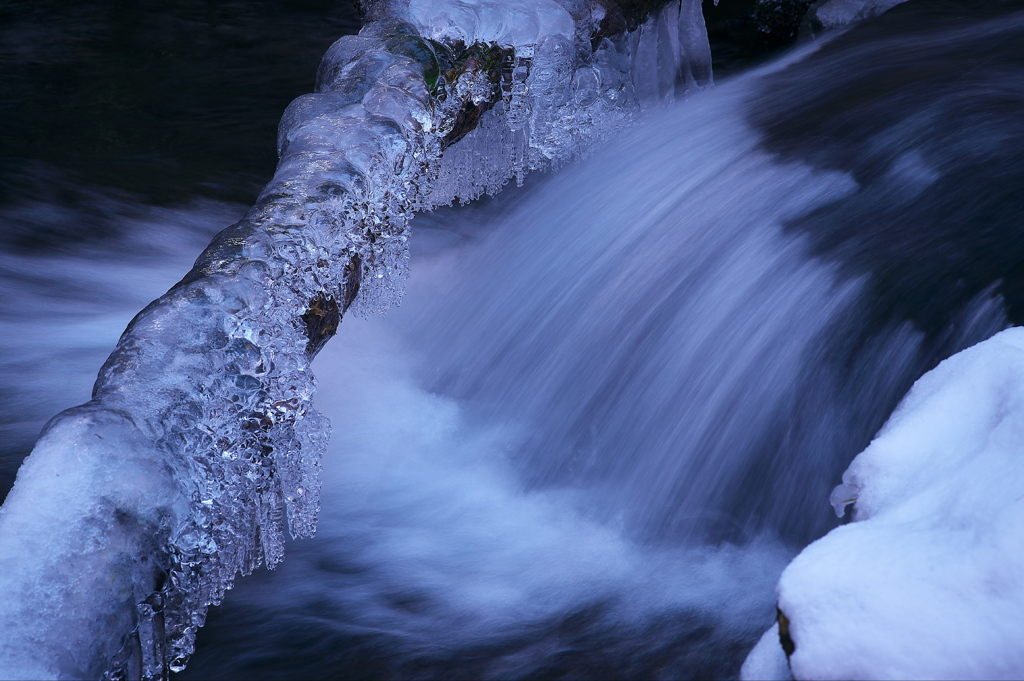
left=809, top=0, right=911, bottom=29
left=774, top=327, right=1024, bottom=680
left=407, top=0, right=574, bottom=47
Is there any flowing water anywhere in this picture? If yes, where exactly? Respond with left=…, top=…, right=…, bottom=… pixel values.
left=2, top=1, right=1024, bottom=679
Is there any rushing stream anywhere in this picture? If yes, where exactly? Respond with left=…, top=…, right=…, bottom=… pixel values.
left=3, top=1, right=1024, bottom=678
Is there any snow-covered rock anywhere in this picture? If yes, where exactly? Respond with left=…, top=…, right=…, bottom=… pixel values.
left=766, top=327, right=1024, bottom=680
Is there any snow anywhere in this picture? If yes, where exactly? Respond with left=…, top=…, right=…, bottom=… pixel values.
left=740, top=623, right=793, bottom=681
left=810, top=0, right=911, bottom=28
left=769, top=327, right=1024, bottom=680
left=407, top=0, right=574, bottom=47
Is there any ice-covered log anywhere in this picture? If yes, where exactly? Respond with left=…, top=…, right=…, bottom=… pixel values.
left=743, top=327, right=1024, bottom=680
left=0, top=1, right=710, bottom=679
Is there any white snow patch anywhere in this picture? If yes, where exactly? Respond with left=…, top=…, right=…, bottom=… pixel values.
left=740, top=623, right=793, bottom=681
left=407, top=0, right=574, bottom=47
left=776, top=327, right=1024, bottom=680
left=811, top=0, right=911, bottom=28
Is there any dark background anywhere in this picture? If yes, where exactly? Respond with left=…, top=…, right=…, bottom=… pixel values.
left=0, top=0, right=363, bottom=213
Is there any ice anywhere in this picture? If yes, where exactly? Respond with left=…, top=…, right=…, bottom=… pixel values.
left=416, top=0, right=712, bottom=203
left=828, top=480, right=860, bottom=518
left=808, top=0, right=911, bottom=29
left=407, top=0, right=574, bottom=47
left=0, top=407, right=178, bottom=679
left=0, top=0, right=714, bottom=677
left=756, top=328, right=1024, bottom=680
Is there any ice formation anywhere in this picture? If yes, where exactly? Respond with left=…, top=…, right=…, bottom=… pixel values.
left=805, top=0, right=911, bottom=30
left=407, top=0, right=574, bottom=47
left=745, top=328, right=1024, bottom=680
left=0, top=0, right=711, bottom=678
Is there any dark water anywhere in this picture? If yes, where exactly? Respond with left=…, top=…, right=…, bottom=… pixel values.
left=0, top=0, right=360, bottom=210
left=2, top=1, right=1024, bottom=679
